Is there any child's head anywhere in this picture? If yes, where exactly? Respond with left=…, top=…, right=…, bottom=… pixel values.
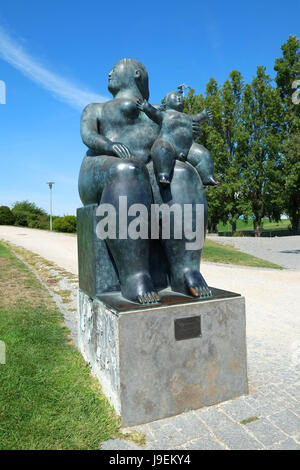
left=164, top=91, right=184, bottom=112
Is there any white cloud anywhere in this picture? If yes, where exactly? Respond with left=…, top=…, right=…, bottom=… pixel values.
left=0, top=26, right=108, bottom=109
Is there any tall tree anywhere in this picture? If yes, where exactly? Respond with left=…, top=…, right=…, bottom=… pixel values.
left=240, top=66, right=283, bottom=236
left=274, top=35, right=300, bottom=234
left=218, top=70, right=250, bottom=232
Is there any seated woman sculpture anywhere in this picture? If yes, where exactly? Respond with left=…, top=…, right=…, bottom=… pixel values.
left=78, top=58, right=214, bottom=305
left=136, top=91, right=213, bottom=185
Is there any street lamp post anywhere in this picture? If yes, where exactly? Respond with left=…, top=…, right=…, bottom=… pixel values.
left=46, top=182, right=55, bottom=231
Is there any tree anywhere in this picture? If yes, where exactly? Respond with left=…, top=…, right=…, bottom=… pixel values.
left=281, top=134, right=300, bottom=234
left=12, top=200, right=49, bottom=228
left=240, top=66, right=283, bottom=236
left=12, top=200, right=47, bottom=217
left=0, top=206, right=15, bottom=225
left=185, top=74, right=249, bottom=233
left=217, top=70, right=251, bottom=233
left=274, top=35, right=300, bottom=233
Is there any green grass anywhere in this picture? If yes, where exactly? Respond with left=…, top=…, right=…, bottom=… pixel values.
left=0, top=243, right=120, bottom=450
left=202, top=239, right=283, bottom=269
left=218, top=218, right=291, bottom=233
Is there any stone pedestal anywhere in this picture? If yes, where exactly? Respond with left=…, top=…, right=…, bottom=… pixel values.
left=78, top=288, right=248, bottom=427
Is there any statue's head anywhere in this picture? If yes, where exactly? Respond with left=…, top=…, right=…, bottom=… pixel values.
left=108, top=58, right=149, bottom=99
left=163, top=91, right=184, bottom=112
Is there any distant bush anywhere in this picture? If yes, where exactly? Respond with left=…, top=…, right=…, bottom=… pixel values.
left=13, top=212, right=28, bottom=227
left=12, top=200, right=48, bottom=228
left=27, top=214, right=49, bottom=230
left=12, top=201, right=47, bottom=217
left=53, top=215, right=77, bottom=233
left=0, top=206, right=15, bottom=225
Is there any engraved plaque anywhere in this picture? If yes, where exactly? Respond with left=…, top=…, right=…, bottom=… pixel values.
left=174, top=316, right=201, bottom=341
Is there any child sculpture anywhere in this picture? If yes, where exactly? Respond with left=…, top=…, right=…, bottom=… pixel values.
left=137, top=90, right=214, bottom=185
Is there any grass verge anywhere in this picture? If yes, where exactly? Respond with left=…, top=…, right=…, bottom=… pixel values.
left=218, top=218, right=291, bottom=232
left=202, top=239, right=283, bottom=269
left=0, top=243, right=120, bottom=449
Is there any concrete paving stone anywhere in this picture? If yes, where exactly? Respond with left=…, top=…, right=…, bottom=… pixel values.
left=220, top=399, right=258, bottom=422
left=151, top=423, right=189, bottom=447
left=147, top=442, right=185, bottom=450
left=268, top=410, right=300, bottom=437
left=247, top=396, right=287, bottom=417
left=146, top=420, right=169, bottom=434
left=286, top=385, right=300, bottom=401
left=195, top=408, right=235, bottom=430
left=267, top=438, right=300, bottom=450
left=184, top=436, right=227, bottom=450
left=101, top=438, right=143, bottom=450
left=171, top=413, right=210, bottom=441
left=289, top=405, right=300, bottom=417
left=213, top=423, right=263, bottom=450
left=159, top=413, right=191, bottom=430
left=244, top=418, right=287, bottom=446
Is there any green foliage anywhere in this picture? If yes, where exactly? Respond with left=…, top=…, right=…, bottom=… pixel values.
left=27, top=215, right=49, bottom=230
left=53, top=215, right=77, bottom=233
left=239, top=66, right=283, bottom=235
left=0, top=206, right=15, bottom=225
left=12, top=200, right=49, bottom=228
left=183, top=35, right=300, bottom=236
left=12, top=200, right=47, bottom=217
left=281, top=134, right=300, bottom=234
left=274, top=35, right=300, bottom=234
left=13, top=212, right=28, bottom=227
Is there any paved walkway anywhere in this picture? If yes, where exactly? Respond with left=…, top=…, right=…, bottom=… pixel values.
left=1, top=226, right=299, bottom=450
left=0, top=226, right=77, bottom=274
left=208, top=235, right=300, bottom=271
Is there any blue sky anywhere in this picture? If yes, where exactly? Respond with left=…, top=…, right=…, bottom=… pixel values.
left=0, top=0, right=299, bottom=215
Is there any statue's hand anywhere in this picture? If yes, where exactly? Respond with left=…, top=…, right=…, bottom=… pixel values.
left=136, top=98, right=147, bottom=112
left=111, top=142, right=132, bottom=159
left=192, top=120, right=201, bottom=138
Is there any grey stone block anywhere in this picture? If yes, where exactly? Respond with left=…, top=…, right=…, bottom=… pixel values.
left=268, top=410, right=300, bottom=437
left=101, top=438, right=143, bottom=450
left=169, top=413, right=209, bottom=441
left=220, top=399, right=256, bottom=422
left=245, top=418, right=287, bottom=446
left=78, top=289, right=248, bottom=426
left=196, top=407, right=235, bottom=430
left=267, top=438, right=300, bottom=450
left=184, top=436, right=226, bottom=450
left=213, top=424, right=262, bottom=450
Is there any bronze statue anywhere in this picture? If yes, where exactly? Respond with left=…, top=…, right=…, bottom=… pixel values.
left=78, top=58, right=217, bottom=305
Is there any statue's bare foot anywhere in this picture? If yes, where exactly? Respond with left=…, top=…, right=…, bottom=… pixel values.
left=121, top=272, right=160, bottom=304
left=171, top=269, right=212, bottom=298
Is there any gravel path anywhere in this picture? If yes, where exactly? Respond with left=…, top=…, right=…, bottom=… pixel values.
left=0, top=226, right=78, bottom=274
left=207, top=235, right=300, bottom=270
left=1, top=226, right=299, bottom=450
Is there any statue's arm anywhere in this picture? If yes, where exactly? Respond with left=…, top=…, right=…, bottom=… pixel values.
left=81, top=103, right=113, bottom=155
left=136, top=99, right=163, bottom=125
left=80, top=103, right=131, bottom=158
left=191, top=109, right=212, bottom=124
